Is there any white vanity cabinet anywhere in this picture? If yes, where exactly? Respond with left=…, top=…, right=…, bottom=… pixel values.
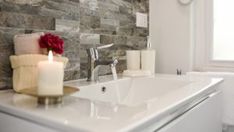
left=0, top=91, right=222, bottom=132
left=0, top=112, right=57, bottom=132
left=157, top=91, right=222, bottom=132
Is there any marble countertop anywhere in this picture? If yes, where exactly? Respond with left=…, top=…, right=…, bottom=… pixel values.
left=0, top=74, right=223, bottom=132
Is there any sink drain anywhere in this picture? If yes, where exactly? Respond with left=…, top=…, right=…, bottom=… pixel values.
left=101, top=86, right=106, bottom=93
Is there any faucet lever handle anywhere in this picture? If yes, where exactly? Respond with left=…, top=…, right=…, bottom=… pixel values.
left=97, top=43, right=114, bottom=50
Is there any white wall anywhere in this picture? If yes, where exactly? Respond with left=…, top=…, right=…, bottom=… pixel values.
left=150, top=0, right=193, bottom=74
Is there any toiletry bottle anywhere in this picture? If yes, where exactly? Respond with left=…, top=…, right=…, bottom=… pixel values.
left=141, top=36, right=156, bottom=74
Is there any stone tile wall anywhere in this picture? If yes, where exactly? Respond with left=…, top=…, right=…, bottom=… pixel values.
left=0, top=0, right=149, bottom=89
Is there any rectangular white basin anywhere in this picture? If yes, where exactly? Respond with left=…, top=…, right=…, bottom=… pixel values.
left=0, top=74, right=222, bottom=132
left=65, top=75, right=196, bottom=106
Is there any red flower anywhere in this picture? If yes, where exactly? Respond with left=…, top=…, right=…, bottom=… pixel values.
left=39, top=33, right=64, bottom=54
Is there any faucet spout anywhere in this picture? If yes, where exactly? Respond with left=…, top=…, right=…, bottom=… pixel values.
left=86, top=45, right=118, bottom=82
left=87, top=59, right=118, bottom=82
left=96, top=60, right=115, bottom=66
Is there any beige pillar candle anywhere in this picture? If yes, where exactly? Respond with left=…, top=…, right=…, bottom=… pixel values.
left=126, top=50, right=141, bottom=70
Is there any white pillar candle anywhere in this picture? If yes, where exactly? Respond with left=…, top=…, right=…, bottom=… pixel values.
left=37, top=51, right=64, bottom=96
left=126, top=50, right=141, bottom=70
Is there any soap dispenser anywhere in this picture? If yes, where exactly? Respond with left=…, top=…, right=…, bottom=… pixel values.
left=141, top=36, right=156, bottom=74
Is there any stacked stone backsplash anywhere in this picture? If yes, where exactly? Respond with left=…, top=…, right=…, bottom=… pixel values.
left=0, top=0, right=149, bottom=89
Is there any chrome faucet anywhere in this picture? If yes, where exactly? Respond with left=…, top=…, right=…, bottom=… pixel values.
left=86, top=44, right=118, bottom=82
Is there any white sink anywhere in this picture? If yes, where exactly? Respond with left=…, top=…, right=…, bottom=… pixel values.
left=65, top=75, right=200, bottom=106
left=0, top=74, right=222, bottom=132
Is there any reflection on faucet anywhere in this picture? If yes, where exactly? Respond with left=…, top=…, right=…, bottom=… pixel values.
left=89, top=101, right=118, bottom=120
left=88, top=100, right=147, bottom=121
left=86, top=44, right=118, bottom=82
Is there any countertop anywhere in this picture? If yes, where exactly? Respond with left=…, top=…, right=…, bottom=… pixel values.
left=0, top=74, right=223, bottom=132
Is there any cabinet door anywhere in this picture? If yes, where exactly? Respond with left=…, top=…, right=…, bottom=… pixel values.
left=158, top=92, right=222, bottom=132
left=0, top=112, right=58, bottom=132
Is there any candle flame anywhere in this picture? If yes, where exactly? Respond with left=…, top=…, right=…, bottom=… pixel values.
left=48, top=50, right=53, bottom=62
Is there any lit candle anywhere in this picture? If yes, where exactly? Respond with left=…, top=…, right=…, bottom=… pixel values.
left=37, top=51, right=64, bottom=96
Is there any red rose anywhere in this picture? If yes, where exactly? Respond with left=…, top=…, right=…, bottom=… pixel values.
left=39, top=33, right=64, bottom=54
